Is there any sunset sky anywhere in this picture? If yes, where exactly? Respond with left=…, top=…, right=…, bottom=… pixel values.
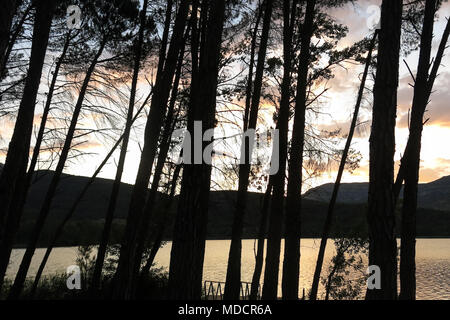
left=1, top=0, right=450, bottom=193
left=318, top=0, right=450, bottom=188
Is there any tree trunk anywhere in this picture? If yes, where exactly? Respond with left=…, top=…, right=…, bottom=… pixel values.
left=155, top=0, right=173, bottom=84
left=6, top=33, right=72, bottom=260
left=7, top=41, right=105, bottom=299
left=4, top=32, right=71, bottom=297
left=249, top=178, right=273, bottom=300
left=0, top=0, right=22, bottom=79
left=365, top=0, right=403, bottom=301
left=28, top=95, right=150, bottom=298
left=224, top=0, right=274, bottom=300
left=394, top=14, right=450, bottom=204
left=262, top=0, right=297, bottom=300
left=139, top=0, right=193, bottom=286
left=243, top=3, right=263, bottom=132
left=112, top=0, right=189, bottom=299
left=168, top=0, right=226, bottom=300
left=399, top=0, right=437, bottom=300
left=91, top=0, right=149, bottom=292
left=282, top=0, right=316, bottom=300
left=27, top=32, right=71, bottom=186
left=309, top=30, right=378, bottom=301
left=130, top=24, right=188, bottom=290
left=140, top=162, right=182, bottom=278
left=0, top=0, right=55, bottom=290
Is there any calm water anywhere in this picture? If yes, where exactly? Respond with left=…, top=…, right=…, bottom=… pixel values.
left=7, top=239, right=450, bottom=300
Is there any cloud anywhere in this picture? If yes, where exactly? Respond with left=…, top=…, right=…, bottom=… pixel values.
left=419, top=167, right=442, bottom=182
left=397, top=72, right=450, bottom=128
left=326, top=64, right=363, bottom=94
left=328, top=0, right=382, bottom=48
left=317, top=118, right=371, bottom=139
left=419, top=158, right=450, bottom=182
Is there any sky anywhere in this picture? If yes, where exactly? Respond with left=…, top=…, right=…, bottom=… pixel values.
left=310, top=0, right=450, bottom=189
left=1, top=0, right=450, bottom=194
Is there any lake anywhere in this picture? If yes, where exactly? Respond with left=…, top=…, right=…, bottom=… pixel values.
left=7, top=239, right=450, bottom=300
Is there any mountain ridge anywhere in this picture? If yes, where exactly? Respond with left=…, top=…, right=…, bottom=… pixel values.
left=304, top=175, right=450, bottom=211
left=0, top=167, right=448, bottom=246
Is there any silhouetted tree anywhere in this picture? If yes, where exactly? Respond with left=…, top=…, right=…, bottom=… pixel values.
left=366, top=0, right=403, bottom=300
left=8, top=0, right=140, bottom=298
left=29, top=93, right=151, bottom=298
left=0, top=1, right=33, bottom=113
left=26, top=32, right=72, bottom=194
left=224, top=0, right=274, bottom=300
left=282, top=0, right=316, bottom=300
left=0, top=0, right=22, bottom=80
left=399, top=0, right=436, bottom=300
left=0, top=0, right=56, bottom=290
left=140, top=160, right=182, bottom=278
left=113, top=0, right=189, bottom=299
left=309, top=30, right=378, bottom=301
left=7, top=31, right=75, bottom=270
left=168, top=0, right=226, bottom=300
left=131, top=23, right=189, bottom=290
left=399, top=0, right=450, bottom=300
left=249, top=177, right=272, bottom=300
left=322, top=238, right=368, bottom=300
left=262, top=0, right=297, bottom=300
left=91, top=0, right=153, bottom=292
left=242, top=2, right=263, bottom=133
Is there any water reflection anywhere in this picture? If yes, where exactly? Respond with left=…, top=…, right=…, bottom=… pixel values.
left=7, top=239, right=450, bottom=300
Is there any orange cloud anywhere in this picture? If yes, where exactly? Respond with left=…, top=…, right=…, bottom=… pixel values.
left=419, top=158, right=450, bottom=182
left=397, top=71, right=450, bottom=129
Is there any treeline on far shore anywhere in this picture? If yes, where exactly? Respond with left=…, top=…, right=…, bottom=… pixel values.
left=15, top=192, right=450, bottom=248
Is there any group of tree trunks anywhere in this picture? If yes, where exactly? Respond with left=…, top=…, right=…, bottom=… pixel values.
left=0, top=0, right=448, bottom=301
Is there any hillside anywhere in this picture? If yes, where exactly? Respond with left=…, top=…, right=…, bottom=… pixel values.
left=304, top=176, right=450, bottom=212
left=7, top=170, right=450, bottom=246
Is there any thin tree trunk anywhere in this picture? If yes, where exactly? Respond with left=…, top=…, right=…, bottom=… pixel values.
left=224, top=0, right=274, bottom=300
left=140, top=162, right=182, bottom=278
left=365, top=0, right=403, bottom=300
left=394, top=16, right=450, bottom=204
left=0, top=0, right=20, bottom=68
left=0, top=0, right=56, bottom=290
left=262, top=0, right=297, bottom=300
left=243, top=3, right=263, bottom=132
left=155, top=0, right=173, bottom=84
left=90, top=0, right=149, bottom=292
left=131, top=21, right=188, bottom=282
left=112, top=0, right=189, bottom=300
left=8, top=41, right=105, bottom=299
left=249, top=178, right=273, bottom=300
left=28, top=95, right=150, bottom=298
left=324, top=262, right=338, bottom=301
left=309, top=30, right=378, bottom=301
left=0, top=0, right=26, bottom=80
left=27, top=32, right=71, bottom=187
left=142, top=0, right=200, bottom=287
left=168, top=0, right=226, bottom=300
left=282, top=0, right=316, bottom=300
left=3, top=32, right=71, bottom=297
left=399, top=0, right=437, bottom=300
left=7, top=33, right=72, bottom=254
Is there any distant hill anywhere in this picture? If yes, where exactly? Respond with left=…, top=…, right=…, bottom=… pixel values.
left=0, top=168, right=448, bottom=247
left=304, top=176, right=450, bottom=212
